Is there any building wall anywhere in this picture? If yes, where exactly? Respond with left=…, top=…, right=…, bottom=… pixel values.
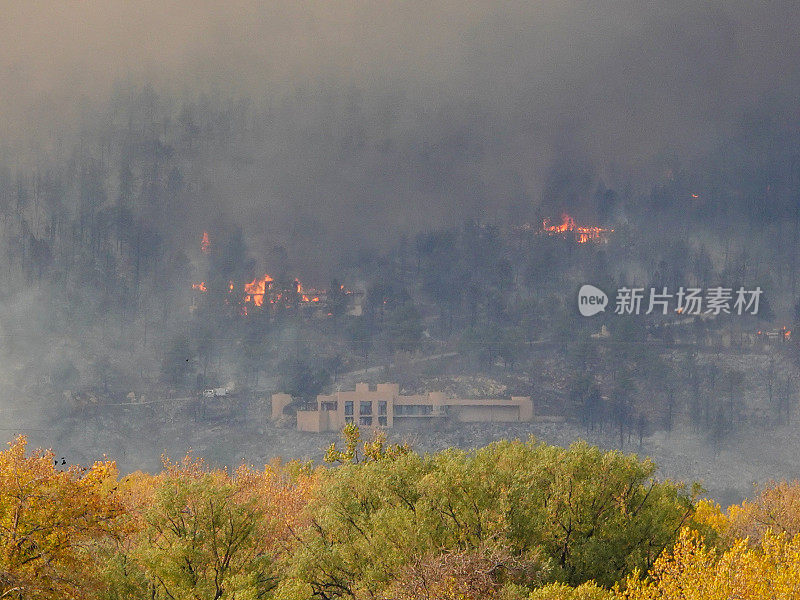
left=517, top=396, right=534, bottom=421
left=286, top=384, right=534, bottom=431
left=449, top=405, right=519, bottom=422
left=297, top=409, right=337, bottom=432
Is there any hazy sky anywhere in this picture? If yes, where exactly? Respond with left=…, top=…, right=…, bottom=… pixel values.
left=3, top=2, right=799, bottom=146
left=2, top=1, right=800, bottom=261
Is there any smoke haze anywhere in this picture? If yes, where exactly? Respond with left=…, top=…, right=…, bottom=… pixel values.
left=2, top=2, right=800, bottom=250
left=3, top=2, right=800, bottom=487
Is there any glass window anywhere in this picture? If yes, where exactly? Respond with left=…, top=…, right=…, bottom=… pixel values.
left=359, top=416, right=372, bottom=426
left=345, top=416, right=354, bottom=424
left=378, top=416, right=387, bottom=426
left=344, top=401, right=353, bottom=416
left=360, top=401, right=372, bottom=415
left=379, top=401, right=387, bottom=415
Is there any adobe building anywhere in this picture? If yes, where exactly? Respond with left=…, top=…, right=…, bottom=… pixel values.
left=274, top=383, right=534, bottom=433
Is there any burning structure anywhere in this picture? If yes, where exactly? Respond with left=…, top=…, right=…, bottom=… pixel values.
left=512, top=213, right=613, bottom=243
left=540, top=214, right=614, bottom=243
left=190, top=276, right=362, bottom=317
left=241, top=274, right=324, bottom=310
left=273, top=383, right=534, bottom=432
left=189, top=232, right=361, bottom=316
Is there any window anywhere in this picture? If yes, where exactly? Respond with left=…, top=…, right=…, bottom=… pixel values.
left=378, top=416, right=387, bottom=426
left=360, top=401, right=372, bottom=415
left=345, top=416, right=354, bottom=424
left=344, top=401, right=353, bottom=416
left=359, top=416, right=372, bottom=426
left=378, top=401, right=387, bottom=415
left=321, top=401, right=337, bottom=411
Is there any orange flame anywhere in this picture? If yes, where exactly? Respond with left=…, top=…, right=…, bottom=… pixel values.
left=244, top=274, right=274, bottom=307
left=541, top=214, right=613, bottom=243
left=542, top=214, right=576, bottom=234
left=191, top=259, right=349, bottom=315
left=201, top=231, right=211, bottom=254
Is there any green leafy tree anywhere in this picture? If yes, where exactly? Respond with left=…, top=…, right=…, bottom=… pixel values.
left=131, top=473, right=277, bottom=599
left=285, top=438, right=695, bottom=598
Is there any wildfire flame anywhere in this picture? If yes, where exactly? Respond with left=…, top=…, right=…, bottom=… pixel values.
left=201, top=231, right=211, bottom=254
left=191, top=259, right=344, bottom=315
left=239, top=274, right=329, bottom=310
left=244, top=274, right=274, bottom=307
left=542, top=214, right=576, bottom=234
left=541, top=214, right=613, bottom=243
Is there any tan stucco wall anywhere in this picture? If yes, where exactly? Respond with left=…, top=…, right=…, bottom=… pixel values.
left=450, top=405, right=520, bottom=422
left=291, top=384, right=534, bottom=431
left=516, top=396, right=534, bottom=421
left=296, top=410, right=323, bottom=432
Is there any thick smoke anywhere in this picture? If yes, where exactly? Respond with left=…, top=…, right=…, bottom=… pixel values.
left=2, top=2, right=800, bottom=481
left=2, top=1, right=800, bottom=264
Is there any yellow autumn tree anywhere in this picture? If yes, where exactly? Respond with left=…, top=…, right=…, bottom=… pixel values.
left=233, top=458, right=318, bottom=557
left=727, top=480, right=800, bottom=543
left=620, top=527, right=800, bottom=600
left=529, top=581, right=614, bottom=600
left=0, top=435, right=124, bottom=599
